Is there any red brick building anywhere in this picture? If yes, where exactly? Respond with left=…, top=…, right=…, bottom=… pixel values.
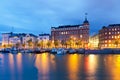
left=51, top=18, right=89, bottom=47
left=99, top=24, right=120, bottom=48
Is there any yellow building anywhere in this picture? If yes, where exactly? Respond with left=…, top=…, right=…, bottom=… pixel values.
left=89, top=34, right=99, bottom=49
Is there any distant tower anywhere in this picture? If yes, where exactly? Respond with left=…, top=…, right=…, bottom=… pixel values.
left=83, top=13, right=89, bottom=26
left=11, top=26, right=14, bottom=33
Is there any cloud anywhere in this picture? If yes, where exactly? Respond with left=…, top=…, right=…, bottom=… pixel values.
left=0, top=0, right=120, bottom=35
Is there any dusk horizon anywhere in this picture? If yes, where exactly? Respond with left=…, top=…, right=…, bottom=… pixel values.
left=0, top=0, right=120, bottom=35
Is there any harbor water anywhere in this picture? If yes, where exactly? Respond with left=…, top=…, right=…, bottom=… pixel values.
left=0, top=53, right=120, bottom=80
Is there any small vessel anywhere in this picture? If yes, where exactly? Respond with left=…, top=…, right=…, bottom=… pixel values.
left=10, top=47, right=18, bottom=54
left=50, top=48, right=57, bottom=54
left=57, top=48, right=67, bottom=55
left=33, top=48, right=46, bottom=54
left=67, top=48, right=76, bottom=54
left=77, top=48, right=85, bottom=54
left=0, top=48, right=10, bottom=53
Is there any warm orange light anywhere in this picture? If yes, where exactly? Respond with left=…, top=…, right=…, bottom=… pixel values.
left=67, top=54, right=80, bottom=80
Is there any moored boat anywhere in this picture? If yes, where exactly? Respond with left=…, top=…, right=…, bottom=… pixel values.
left=67, top=48, right=76, bottom=54
left=50, top=48, right=57, bottom=54
left=57, top=48, right=67, bottom=55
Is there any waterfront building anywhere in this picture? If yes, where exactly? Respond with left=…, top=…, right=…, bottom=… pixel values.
left=2, top=32, right=37, bottom=48
left=2, top=32, right=14, bottom=46
left=38, top=33, right=50, bottom=42
left=99, top=24, right=120, bottom=49
left=89, top=34, right=99, bottom=49
left=37, top=33, right=50, bottom=48
left=9, top=34, right=21, bottom=45
left=22, top=33, right=37, bottom=44
left=51, top=16, right=89, bottom=48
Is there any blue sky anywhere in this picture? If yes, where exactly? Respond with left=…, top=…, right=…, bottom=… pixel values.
left=0, top=0, right=120, bottom=35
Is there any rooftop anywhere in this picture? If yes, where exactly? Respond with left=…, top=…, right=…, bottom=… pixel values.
left=39, top=33, right=50, bottom=36
left=51, top=24, right=83, bottom=29
left=109, top=24, right=120, bottom=26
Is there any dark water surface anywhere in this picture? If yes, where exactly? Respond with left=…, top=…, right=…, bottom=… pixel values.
left=0, top=53, right=120, bottom=80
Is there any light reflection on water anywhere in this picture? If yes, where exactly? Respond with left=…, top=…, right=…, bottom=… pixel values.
left=67, top=54, right=81, bottom=80
left=0, top=53, right=120, bottom=80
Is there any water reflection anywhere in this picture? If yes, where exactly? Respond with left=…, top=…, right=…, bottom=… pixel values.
left=8, top=54, right=15, bottom=80
left=67, top=54, right=81, bottom=80
left=105, top=55, right=120, bottom=80
left=35, top=53, right=50, bottom=80
left=84, top=54, right=98, bottom=80
left=0, top=53, right=120, bottom=80
left=85, top=55, right=98, bottom=74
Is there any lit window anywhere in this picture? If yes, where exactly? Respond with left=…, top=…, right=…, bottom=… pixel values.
left=105, top=44, right=107, bottom=47
left=112, top=29, right=114, bottom=31
left=109, top=32, right=111, bottom=34
left=112, top=36, right=114, bottom=38
left=66, top=32, right=68, bottom=34
left=115, top=28, right=117, bottom=31
left=109, top=40, right=111, bottom=43
left=109, top=44, right=111, bottom=47
left=105, top=40, right=107, bottom=43
left=80, top=35, right=82, bottom=38
left=118, top=32, right=120, bottom=34
left=61, top=32, right=64, bottom=34
left=118, top=36, right=120, bottom=38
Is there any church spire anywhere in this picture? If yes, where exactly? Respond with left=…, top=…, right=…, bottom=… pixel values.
left=83, top=13, right=89, bottom=25
left=85, top=13, right=88, bottom=21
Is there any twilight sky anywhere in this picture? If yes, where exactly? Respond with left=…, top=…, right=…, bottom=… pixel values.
left=0, top=0, right=120, bottom=35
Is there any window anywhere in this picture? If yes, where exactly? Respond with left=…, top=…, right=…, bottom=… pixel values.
left=105, top=44, right=107, bottom=47
left=112, top=28, right=114, bottom=31
left=112, top=36, right=114, bottom=38
left=109, top=40, right=111, bottom=43
left=109, top=32, right=111, bottom=34
left=80, top=35, right=82, bottom=38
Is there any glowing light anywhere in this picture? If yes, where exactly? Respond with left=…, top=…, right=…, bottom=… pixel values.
left=67, top=54, right=80, bottom=80
left=35, top=53, right=50, bottom=79
left=84, top=54, right=98, bottom=74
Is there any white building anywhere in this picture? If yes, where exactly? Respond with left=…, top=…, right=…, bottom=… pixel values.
left=38, top=34, right=50, bottom=42
left=37, top=34, right=50, bottom=48
left=2, top=32, right=37, bottom=48
left=22, top=34, right=37, bottom=48
left=2, top=32, right=13, bottom=46
left=9, top=34, right=21, bottom=45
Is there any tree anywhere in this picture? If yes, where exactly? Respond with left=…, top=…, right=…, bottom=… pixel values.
left=3, top=44, right=7, bottom=50
left=15, top=42, right=21, bottom=49
left=75, top=40, right=82, bottom=48
left=27, top=39, right=33, bottom=48
left=47, top=41, right=52, bottom=48
left=54, top=40, right=60, bottom=48
left=34, top=40, right=38, bottom=48
left=8, top=44, right=13, bottom=48
left=61, top=40, right=66, bottom=48
left=22, top=43, right=26, bottom=49
left=65, top=41, right=70, bottom=48
left=39, top=40, right=44, bottom=48
left=68, top=37, right=73, bottom=48
left=114, top=40, right=119, bottom=48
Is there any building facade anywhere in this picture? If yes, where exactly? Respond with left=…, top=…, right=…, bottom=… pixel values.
left=38, top=34, right=50, bottom=42
left=9, top=34, right=21, bottom=45
left=2, top=32, right=37, bottom=48
left=99, top=24, right=120, bottom=49
left=51, top=17, right=89, bottom=48
left=2, top=32, right=13, bottom=46
left=37, top=33, right=50, bottom=48
left=89, top=34, right=99, bottom=49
